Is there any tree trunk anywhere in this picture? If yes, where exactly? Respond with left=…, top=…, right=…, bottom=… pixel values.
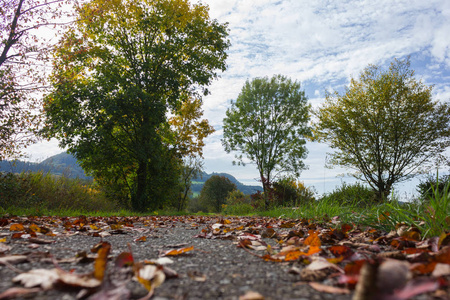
left=134, top=160, right=148, bottom=212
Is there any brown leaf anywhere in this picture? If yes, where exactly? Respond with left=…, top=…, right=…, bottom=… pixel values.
left=239, top=291, right=265, bottom=300
left=309, top=282, right=350, bottom=294
left=0, top=287, right=41, bottom=300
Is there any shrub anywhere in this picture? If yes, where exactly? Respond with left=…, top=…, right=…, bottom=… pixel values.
left=223, top=203, right=254, bottom=215
left=417, top=174, right=450, bottom=201
left=272, top=177, right=316, bottom=207
left=321, top=182, right=376, bottom=207
left=0, top=171, right=117, bottom=213
left=198, top=175, right=236, bottom=213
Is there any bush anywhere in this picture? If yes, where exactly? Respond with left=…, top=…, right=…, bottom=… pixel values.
left=271, top=177, right=316, bottom=207
left=223, top=203, right=254, bottom=215
left=187, top=196, right=206, bottom=213
left=198, top=175, right=236, bottom=213
left=417, top=174, right=450, bottom=201
left=0, top=171, right=118, bottom=213
left=320, top=182, right=376, bottom=207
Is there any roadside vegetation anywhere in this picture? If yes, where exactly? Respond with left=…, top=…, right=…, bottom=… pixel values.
left=1, top=171, right=448, bottom=239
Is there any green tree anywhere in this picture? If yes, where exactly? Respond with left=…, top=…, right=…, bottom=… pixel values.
left=43, top=0, right=229, bottom=211
left=1, top=0, right=70, bottom=160
left=314, top=58, right=450, bottom=202
left=222, top=75, right=311, bottom=208
left=166, top=97, right=214, bottom=211
left=199, top=175, right=236, bottom=212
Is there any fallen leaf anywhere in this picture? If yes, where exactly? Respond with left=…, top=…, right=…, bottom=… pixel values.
left=0, top=255, right=28, bottom=265
left=56, top=268, right=101, bottom=288
left=12, top=269, right=59, bottom=289
left=93, top=242, right=111, bottom=281
left=431, top=263, right=450, bottom=277
left=239, top=291, right=265, bottom=300
left=134, top=264, right=166, bottom=292
left=309, top=282, right=350, bottom=294
left=304, top=231, right=321, bottom=247
left=161, top=245, right=194, bottom=256
left=9, top=223, right=24, bottom=231
left=0, top=287, right=41, bottom=300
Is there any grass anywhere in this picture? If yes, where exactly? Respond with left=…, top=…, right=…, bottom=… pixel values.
left=1, top=172, right=449, bottom=238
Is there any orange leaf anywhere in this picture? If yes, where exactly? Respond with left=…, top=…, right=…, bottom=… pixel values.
left=9, top=224, right=24, bottom=231
left=162, top=246, right=194, bottom=256
left=329, top=245, right=353, bottom=258
left=341, top=224, right=353, bottom=234
left=285, top=250, right=302, bottom=261
left=304, top=231, right=321, bottom=247
left=134, top=236, right=147, bottom=242
left=93, top=242, right=111, bottom=281
left=411, top=261, right=437, bottom=275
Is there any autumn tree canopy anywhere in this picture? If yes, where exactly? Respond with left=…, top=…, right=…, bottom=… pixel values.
left=43, top=0, right=229, bottom=211
left=222, top=75, right=311, bottom=208
left=314, top=58, right=450, bottom=202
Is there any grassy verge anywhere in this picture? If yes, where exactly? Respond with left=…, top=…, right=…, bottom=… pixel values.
left=1, top=172, right=448, bottom=238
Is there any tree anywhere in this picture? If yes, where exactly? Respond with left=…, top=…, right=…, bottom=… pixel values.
left=314, top=58, right=450, bottom=202
left=1, top=0, right=71, bottom=160
left=222, top=75, right=311, bottom=208
left=199, top=175, right=236, bottom=212
left=43, top=0, right=229, bottom=211
left=166, top=97, right=214, bottom=211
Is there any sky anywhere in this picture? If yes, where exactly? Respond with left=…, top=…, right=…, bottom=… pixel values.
left=25, top=0, right=450, bottom=198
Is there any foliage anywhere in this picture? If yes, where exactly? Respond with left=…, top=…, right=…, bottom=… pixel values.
left=225, top=190, right=251, bottom=206
left=167, top=98, right=214, bottom=211
left=320, top=182, right=377, bottom=207
left=417, top=173, right=450, bottom=201
left=222, top=75, right=311, bottom=207
left=272, top=177, right=316, bottom=207
left=314, top=58, right=450, bottom=202
left=43, top=0, right=230, bottom=211
left=198, top=175, right=236, bottom=213
left=0, top=171, right=117, bottom=213
left=0, top=0, right=71, bottom=160
left=222, top=202, right=254, bottom=215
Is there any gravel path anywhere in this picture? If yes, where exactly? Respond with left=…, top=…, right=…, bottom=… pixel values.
left=0, top=216, right=353, bottom=300
left=1, top=215, right=446, bottom=300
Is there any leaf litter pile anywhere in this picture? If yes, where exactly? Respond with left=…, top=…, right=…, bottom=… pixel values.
left=0, top=215, right=449, bottom=299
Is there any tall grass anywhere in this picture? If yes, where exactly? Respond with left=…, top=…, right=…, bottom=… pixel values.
left=0, top=171, right=118, bottom=215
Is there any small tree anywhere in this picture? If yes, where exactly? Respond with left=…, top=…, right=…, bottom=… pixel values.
left=199, top=175, right=236, bottom=212
left=222, top=75, right=311, bottom=208
left=314, top=58, right=450, bottom=202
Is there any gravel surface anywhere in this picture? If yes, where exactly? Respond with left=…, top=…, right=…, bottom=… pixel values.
left=0, top=216, right=446, bottom=299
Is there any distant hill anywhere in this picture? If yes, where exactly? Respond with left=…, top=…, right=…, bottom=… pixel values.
left=191, top=171, right=262, bottom=195
left=0, top=153, right=262, bottom=194
left=0, top=152, right=91, bottom=180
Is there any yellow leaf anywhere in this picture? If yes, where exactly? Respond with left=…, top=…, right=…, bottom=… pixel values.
left=9, top=223, right=25, bottom=231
